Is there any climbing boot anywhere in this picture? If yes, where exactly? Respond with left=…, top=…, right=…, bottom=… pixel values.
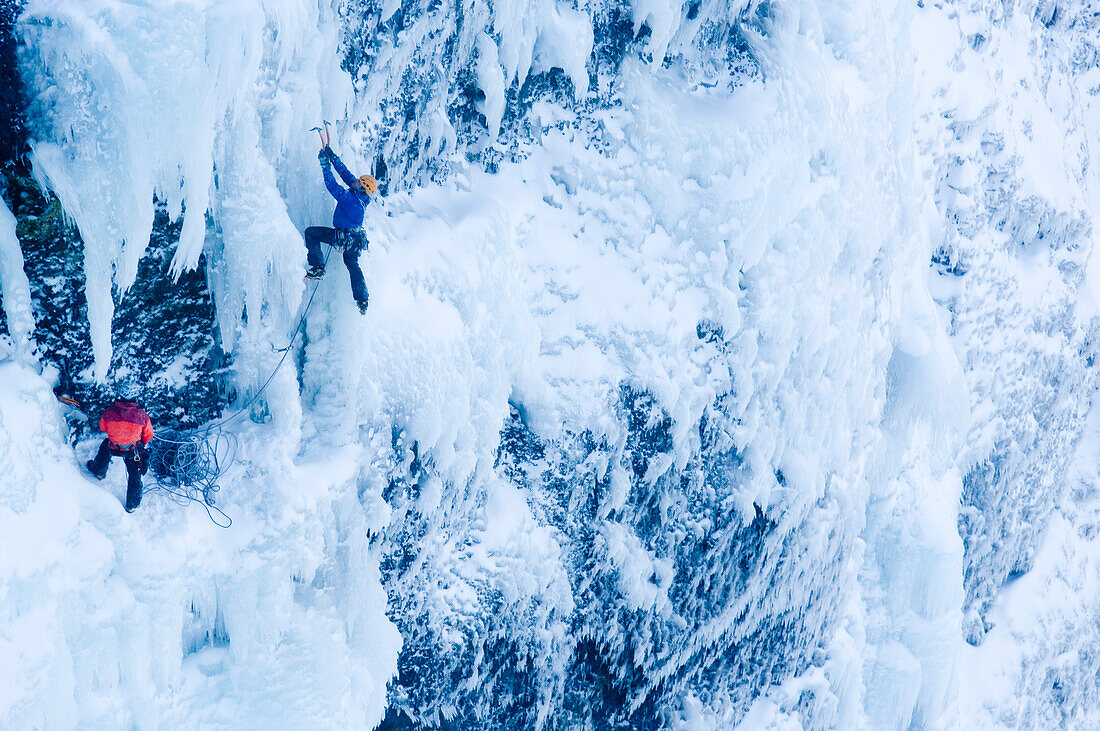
left=305, top=265, right=326, bottom=281
left=86, top=460, right=106, bottom=480
left=356, top=298, right=369, bottom=315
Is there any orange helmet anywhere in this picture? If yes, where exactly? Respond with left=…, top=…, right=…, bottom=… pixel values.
left=357, top=174, right=378, bottom=195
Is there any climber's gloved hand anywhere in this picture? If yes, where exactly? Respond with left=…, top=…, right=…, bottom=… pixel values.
left=318, top=148, right=331, bottom=166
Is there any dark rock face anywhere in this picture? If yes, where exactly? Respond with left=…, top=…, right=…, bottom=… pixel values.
left=0, top=0, right=24, bottom=341
left=2, top=0, right=227, bottom=433
left=4, top=167, right=228, bottom=434
left=0, top=0, right=25, bottom=167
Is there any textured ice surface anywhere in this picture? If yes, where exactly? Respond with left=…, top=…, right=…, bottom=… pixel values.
left=958, top=396, right=1100, bottom=728
left=3, top=0, right=1100, bottom=728
left=915, top=0, right=1100, bottom=639
left=0, top=359, right=400, bottom=727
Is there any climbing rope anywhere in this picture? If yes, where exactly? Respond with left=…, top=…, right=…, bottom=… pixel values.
left=58, top=245, right=337, bottom=527
left=193, top=244, right=335, bottom=435
left=140, top=244, right=335, bottom=526
left=145, top=429, right=236, bottom=528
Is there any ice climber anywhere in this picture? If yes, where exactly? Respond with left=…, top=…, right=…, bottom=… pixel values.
left=305, top=144, right=377, bottom=315
left=86, top=382, right=154, bottom=513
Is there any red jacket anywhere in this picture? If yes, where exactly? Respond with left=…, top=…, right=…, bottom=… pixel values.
left=100, top=401, right=154, bottom=447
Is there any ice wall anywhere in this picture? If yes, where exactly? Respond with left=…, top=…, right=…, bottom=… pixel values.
left=337, top=0, right=758, bottom=184
left=915, top=0, right=1100, bottom=638
left=308, top=1, right=972, bottom=726
left=5, top=0, right=1100, bottom=728
left=19, top=0, right=351, bottom=389
left=6, top=1, right=402, bottom=727
left=959, top=400, right=1100, bottom=728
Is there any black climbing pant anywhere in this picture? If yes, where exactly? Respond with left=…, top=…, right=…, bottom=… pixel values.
left=90, top=438, right=144, bottom=511
left=304, top=226, right=369, bottom=303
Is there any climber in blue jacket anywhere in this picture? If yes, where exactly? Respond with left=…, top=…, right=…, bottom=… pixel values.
left=305, top=144, right=378, bottom=314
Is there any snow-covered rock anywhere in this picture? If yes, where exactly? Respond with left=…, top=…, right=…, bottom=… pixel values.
left=2, top=0, right=1100, bottom=728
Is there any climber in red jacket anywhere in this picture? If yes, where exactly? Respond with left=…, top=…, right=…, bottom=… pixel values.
left=86, top=381, right=154, bottom=513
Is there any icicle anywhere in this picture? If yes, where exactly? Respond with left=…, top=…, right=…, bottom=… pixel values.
left=19, top=0, right=352, bottom=399
left=0, top=198, right=34, bottom=363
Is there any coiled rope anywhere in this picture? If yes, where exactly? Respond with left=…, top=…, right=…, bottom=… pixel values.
left=145, top=429, right=236, bottom=527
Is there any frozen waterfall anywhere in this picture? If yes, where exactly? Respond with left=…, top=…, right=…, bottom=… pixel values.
left=2, top=0, right=1099, bottom=728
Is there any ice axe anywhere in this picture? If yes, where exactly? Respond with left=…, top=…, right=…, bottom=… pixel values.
left=310, top=120, right=334, bottom=148
left=56, top=393, right=90, bottom=422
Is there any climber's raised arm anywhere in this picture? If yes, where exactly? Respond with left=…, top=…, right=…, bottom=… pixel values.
left=326, top=147, right=359, bottom=189
left=319, top=148, right=345, bottom=200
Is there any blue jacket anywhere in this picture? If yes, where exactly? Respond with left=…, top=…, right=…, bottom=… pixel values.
left=322, top=151, right=372, bottom=229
